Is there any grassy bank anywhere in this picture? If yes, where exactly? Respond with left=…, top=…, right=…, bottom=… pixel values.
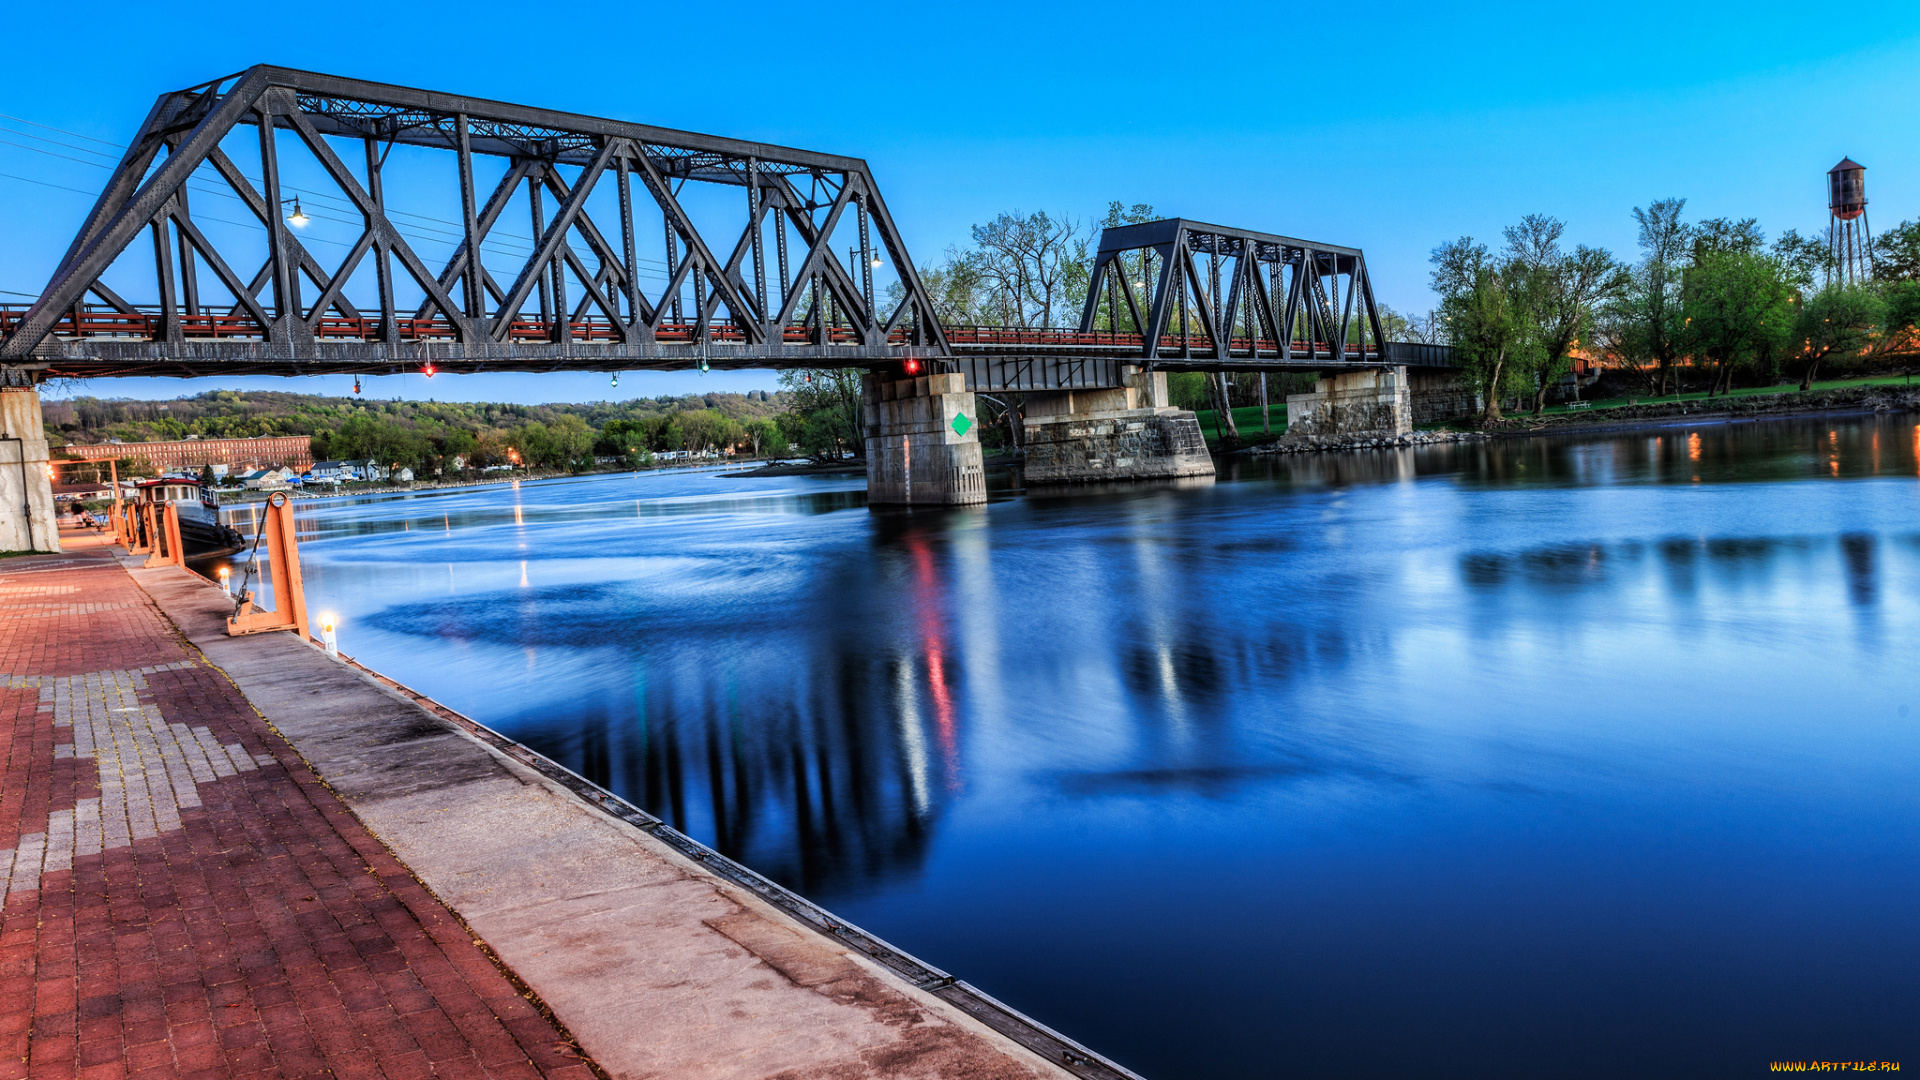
left=1528, top=372, right=1920, bottom=417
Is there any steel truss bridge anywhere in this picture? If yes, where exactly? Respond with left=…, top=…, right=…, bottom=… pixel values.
left=0, top=66, right=1452, bottom=391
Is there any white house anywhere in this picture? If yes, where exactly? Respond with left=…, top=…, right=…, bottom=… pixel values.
left=239, top=468, right=293, bottom=490
left=308, top=460, right=357, bottom=482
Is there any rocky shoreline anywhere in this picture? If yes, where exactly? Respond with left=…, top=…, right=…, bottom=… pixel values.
left=1475, top=384, right=1920, bottom=435
left=1243, top=430, right=1492, bottom=454
left=1237, top=384, right=1920, bottom=454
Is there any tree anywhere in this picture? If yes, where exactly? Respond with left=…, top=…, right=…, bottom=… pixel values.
left=1690, top=217, right=1765, bottom=261
left=1879, top=280, right=1920, bottom=358
left=1792, top=283, right=1885, bottom=390
left=1873, top=219, right=1920, bottom=281
left=778, top=368, right=864, bottom=459
left=1501, top=214, right=1627, bottom=413
left=1772, top=228, right=1832, bottom=291
left=968, top=210, right=1089, bottom=327
left=1681, top=250, right=1795, bottom=396
left=1432, top=237, right=1527, bottom=422
left=1617, top=199, right=1693, bottom=395
left=744, top=418, right=784, bottom=458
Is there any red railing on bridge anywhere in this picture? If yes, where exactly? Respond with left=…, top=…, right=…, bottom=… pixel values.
left=0, top=306, right=1380, bottom=359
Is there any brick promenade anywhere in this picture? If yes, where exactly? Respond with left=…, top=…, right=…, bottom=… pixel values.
left=0, top=534, right=596, bottom=1080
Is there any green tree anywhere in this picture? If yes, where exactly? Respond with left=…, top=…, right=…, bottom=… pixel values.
left=1614, top=199, right=1692, bottom=395
left=744, top=418, right=784, bottom=458
left=1432, top=237, right=1528, bottom=422
left=1878, top=280, right=1920, bottom=358
left=1502, top=214, right=1627, bottom=413
left=1772, top=229, right=1832, bottom=290
left=1681, top=249, right=1796, bottom=396
left=778, top=368, right=864, bottom=459
left=1872, top=219, right=1920, bottom=281
left=1792, top=283, right=1885, bottom=390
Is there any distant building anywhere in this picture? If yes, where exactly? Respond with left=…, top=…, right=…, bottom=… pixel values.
left=61, top=435, right=313, bottom=475
left=239, top=467, right=295, bottom=490
left=307, top=460, right=359, bottom=482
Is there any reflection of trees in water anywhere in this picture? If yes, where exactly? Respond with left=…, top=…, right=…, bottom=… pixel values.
left=515, top=650, right=943, bottom=899
left=1459, top=533, right=1878, bottom=607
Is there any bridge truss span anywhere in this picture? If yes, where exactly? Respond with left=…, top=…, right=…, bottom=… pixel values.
left=0, top=65, right=950, bottom=373
left=1079, top=219, right=1393, bottom=369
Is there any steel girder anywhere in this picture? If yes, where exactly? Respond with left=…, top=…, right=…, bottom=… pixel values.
left=1077, top=219, right=1392, bottom=369
left=0, top=65, right=951, bottom=368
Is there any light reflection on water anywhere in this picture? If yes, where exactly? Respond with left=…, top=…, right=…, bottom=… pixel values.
left=212, top=417, right=1920, bottom=1078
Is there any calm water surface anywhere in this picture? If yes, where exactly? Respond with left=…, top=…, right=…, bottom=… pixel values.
left=227, top=414, right=1920, bottom=1078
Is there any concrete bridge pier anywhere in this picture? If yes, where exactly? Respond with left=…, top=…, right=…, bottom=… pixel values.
left=1285, top=366, right=1413, bottom=440
left=1020, top=366, right=1214, bottom=484
left=0, top=380, right=60, bottom=553
left=1285, top=366, right=1478, bottom=442
left=862, top=371, right=987, bottom=505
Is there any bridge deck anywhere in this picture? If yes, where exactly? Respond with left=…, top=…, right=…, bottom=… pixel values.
left=3, top=308, right=1445, bottom=380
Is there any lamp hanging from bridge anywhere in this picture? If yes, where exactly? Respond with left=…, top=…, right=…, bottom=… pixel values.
left=284, top=196, right=308, bottom=227
left=352, top=376, right=361, bottom=395
left=698, top=357, right=709, bottom=373
left=610, top=372, right=619, bottom=388
left=422, top=363, right=436, bottom=377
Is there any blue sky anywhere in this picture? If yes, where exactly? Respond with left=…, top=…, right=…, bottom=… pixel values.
left=6, top=0, right=1920, bottom=404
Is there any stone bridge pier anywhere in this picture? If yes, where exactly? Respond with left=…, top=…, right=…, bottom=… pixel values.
left=1285, top=366, right=1474, bottom=442
left=862, top=371, right=988, bottom=505
left=1019, top=366, right=1214, bottom=484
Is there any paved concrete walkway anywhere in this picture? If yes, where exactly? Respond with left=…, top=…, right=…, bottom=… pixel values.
left=6, top=530, right=1082, bottom=1080
left=2, top=535, right=597, bottom=1080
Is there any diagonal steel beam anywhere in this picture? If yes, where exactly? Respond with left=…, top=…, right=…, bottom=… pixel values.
left=279, top=103, right=466, bottom=333
left=489, top=141, right=617, bottom=340
left=414, top=158, right=534, bottom=320
left=627, top=145, right=762, bottom=343
left=2, top=68, right=272, bottom=358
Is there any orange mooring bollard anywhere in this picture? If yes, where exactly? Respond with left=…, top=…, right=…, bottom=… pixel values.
left=128, top=503, right=154, bottom=555
left=227, top=491, right=310, bottom=641
left=144, top=503, right=186, bottom=569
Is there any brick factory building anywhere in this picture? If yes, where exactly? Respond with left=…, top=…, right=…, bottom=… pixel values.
left=59, top=434, right=313, bottom=475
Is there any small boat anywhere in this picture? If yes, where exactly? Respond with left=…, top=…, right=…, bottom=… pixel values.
left=130, top=477, right=248, bottom=559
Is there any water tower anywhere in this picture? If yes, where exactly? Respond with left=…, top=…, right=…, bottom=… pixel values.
left=1828, top=157, right=1871, bottom=285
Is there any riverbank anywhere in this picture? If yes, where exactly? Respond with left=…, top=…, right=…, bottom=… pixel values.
left=2, top=529, right=1134, bottom=1079
left=1474, top=383, right=1920, bottom=437
left=215, top=460, right=774, bottom=503
left=1229, top=383, right=1920, bottom=454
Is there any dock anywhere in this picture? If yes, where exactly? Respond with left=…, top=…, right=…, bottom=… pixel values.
left=2, top=528, right=1134, bottom=1079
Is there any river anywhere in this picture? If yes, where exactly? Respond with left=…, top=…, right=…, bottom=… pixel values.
left=214, top=412, right=1920, bottom=1078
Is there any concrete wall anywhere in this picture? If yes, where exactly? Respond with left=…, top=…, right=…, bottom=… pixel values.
left=1021, top=366, right=1215, bottom=484
left=0, top=387, right=60, bottom=553
left=1409, top=369, right=1478, bottom=425
left=1285, top=367, right=1413, bottom=438
left=862, top=372, right=987, bottom=505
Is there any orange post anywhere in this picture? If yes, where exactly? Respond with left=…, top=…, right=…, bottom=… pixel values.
left=227, top=491, right=309, bottom=641
left=129, top=503, right=154, bottom=555
left=143, top=503, right=183, bottom=568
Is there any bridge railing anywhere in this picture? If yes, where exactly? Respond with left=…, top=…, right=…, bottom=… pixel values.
left=2, top=305, right=1402, bottom=361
